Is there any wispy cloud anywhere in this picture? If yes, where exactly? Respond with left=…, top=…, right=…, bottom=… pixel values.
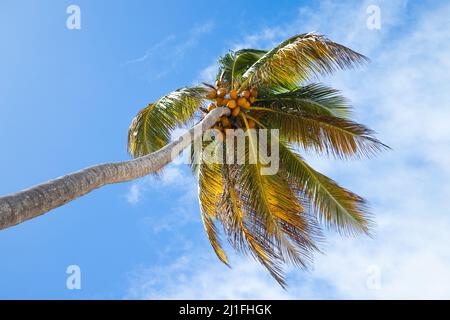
left=125, top=163, right=199, bottom=235
left=123, top=21, right=215, bottom=80
left=123, top=35, right=176, bottom=66
left=126, top=183, right=142, bottom=204
left=126, top=254, right=293, bottom=299
left=197, top=62, right=218, bottom=83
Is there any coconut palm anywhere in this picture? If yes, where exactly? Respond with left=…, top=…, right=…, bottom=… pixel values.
left=0, top=33, right=387, bottom=286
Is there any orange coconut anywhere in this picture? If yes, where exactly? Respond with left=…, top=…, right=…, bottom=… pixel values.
left=237, top=97, right=247, bottom=108
left=216, top=97, right=224, bottom=106
left=221, top=117, right=231, bottom=127
left=229, top=89, right=238, bottom=100
left=217, top=88, right=227, bottom=98
left=231, top=107, right=241, bottom=117
left=227, top=100, right=237, bottom=109
left=207, top=89, right=217, bottom=99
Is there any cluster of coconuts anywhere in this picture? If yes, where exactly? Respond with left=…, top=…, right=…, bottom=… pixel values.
left=205, top=80, right=258, bottom=140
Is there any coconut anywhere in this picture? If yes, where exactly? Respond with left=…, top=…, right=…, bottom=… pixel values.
left=207, top=90, right=217, bottom=99
left=216, top=98, right=224, bottom=106
left=217, top=88, right=227, bottom=98
left=242, top=90, right=250, bottom=98
left=231, top=107, right=241, bottom=117
left=250, top=88, right=258, bottom=97
left=237, top=97, right=247, bottom=108
left=227, top=100, right=237, bottom=109
left=221, top=117, right=231, bottom=127
left=229, top=89, right=238, bottom=100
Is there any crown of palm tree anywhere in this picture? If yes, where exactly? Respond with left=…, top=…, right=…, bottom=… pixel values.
left=128, top=33, right=388, bottom=287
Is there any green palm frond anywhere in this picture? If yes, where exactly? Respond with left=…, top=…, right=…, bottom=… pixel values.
left=243, top=33, right=367, bottom=88
left=217, top=49, right=268, bottom=83
left=279, top=143, right=372, bottom=235
left=128, top=86, right=206, bottom=157
left=255, top=107, right=387, bottom=159
left=257, top=83, right=352, bottom=118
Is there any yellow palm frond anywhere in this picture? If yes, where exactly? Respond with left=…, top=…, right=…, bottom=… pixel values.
left=220, top=165, right=286, bottom=285
left=223, top=118, right=321, bottom=286
left=198, top=160, right=229, bottom=265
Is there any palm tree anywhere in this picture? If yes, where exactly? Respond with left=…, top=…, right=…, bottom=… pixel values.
left=0, top=33, right=387, bottom=286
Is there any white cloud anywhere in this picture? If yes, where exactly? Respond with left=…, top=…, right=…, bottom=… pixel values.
left=125, top=164, right=199, bottom=235
left=127, top=1, right=450, bottom=299
left=126, top=254, right=293, bottom=300
left=126, top=183, right=142, bottom=204
left=198, top=62, right=218, bottom=83
left=125, top=164, right=195, bottom=202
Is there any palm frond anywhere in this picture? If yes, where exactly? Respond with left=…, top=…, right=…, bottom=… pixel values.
left=237, top=161, right=320, bottom=265
left=243, top=33, right=367, bottom=88
left=198, top=159, right=229, bottom=265
left=217, top=49, right=268, bottom=84
left=220, top=164, right=287, bottom=285
left=257, top=83, right=352, bottom=118
left=255, top=108, right=388, bottom=159
left=128, top=87, right=206, bottom=157
left=279, top=143, right=373, bottom=235
left=229, top=120, right=320, bottom=286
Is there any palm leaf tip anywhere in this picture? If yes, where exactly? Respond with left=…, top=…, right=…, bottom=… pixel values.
left=243, top=32, right=368, bottom=88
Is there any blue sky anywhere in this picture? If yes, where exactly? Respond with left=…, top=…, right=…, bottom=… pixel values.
left=1, top=0, right=450, bottom=299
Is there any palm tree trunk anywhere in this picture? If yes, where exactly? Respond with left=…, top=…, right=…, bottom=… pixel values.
left=0, top=107, right=230, bottom=230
